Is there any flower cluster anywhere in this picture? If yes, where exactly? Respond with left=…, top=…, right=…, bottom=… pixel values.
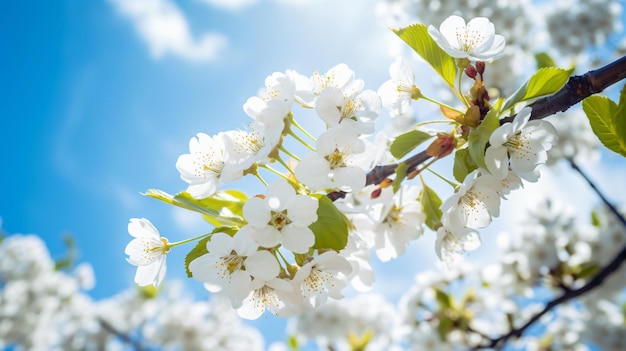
left=0, top=234, right=263, bottom=351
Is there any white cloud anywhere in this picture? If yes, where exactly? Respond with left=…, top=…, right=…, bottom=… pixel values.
left=196, top=0, right=258, bottom=11
left=109, top=0, right=227, bottom=62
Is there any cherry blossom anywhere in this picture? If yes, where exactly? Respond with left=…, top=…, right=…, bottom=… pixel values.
left=124, top=218, right=170, bottom=287
left=485, top=107, right=557, bottom=182
left=377, top=56, right=420, bottom=117
left=242, top=179, right=318, bottom=253
left=295, top=124, right=367, bottom=192
left=293, top=251, right=352, bottom=308
left=188, top=231, right=279, bottom=308
left=440, top=170, right=502, bottom=232
left=428, top=15, right=506, bottom=62
left=435, top=226, right=481, bottom=266
left=175, top=132, right=229, bottom=199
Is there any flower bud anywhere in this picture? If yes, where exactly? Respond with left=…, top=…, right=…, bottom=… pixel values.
left=426, top=133, right=457, bottom=159
left=476, top=61, right=486, bottom=75
left=464, top=65, right=477, bottom=79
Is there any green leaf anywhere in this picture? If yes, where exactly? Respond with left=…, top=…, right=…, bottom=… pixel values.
left=419, top=182, right=442, bottom=231
left=392, top=162, right=409, bottom=193
left=582, top=95, right=626, bottom=157
left=393, top=24, right=457, bottom=88
left=468, top=108, right=499, bottom=169
left=501, top=67, right=575, bottom=113
left=534, top=52, right=556, bottom=69
left=309, top=195, right=350, bottom=250
left=434, top=288, right=452, bottom=308
left=452, top=148, right=477, bottom=183
left=616, top=84, right=626, bottom=145
left=390, top=129, right=433, bottom=159
left=145, top=189, right=247, bottom=227
left=184, top=236, right=211, bottom=278
left=54, top=235, right=77, bottom=271
left=436, top=316, right=453, bottom=342
left=591, top=210, right=601, bottom=227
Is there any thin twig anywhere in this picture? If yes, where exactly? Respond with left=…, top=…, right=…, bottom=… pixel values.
left=98, top=318, right=145, bottom=351
left=472, top=159, right=626, bottom=350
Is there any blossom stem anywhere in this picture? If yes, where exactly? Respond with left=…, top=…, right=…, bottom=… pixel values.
left=279, top=145, right=301, bottom=162
left=260, top=164, right=298, bottom=187
left=168, top=233, right=213, bottom=248
left=456, top=68, right=470, bottom=108
left=275, top=155, right=297, bottom=177
left=425, top=167, right=458, bottom=188
left=291, top=119, right=317, bottom=142
left=288, top=130, right=316, bottom=152
left=420, top=93, right=466, bottom=115
left=255, top=173, right=269, bottom=187
left=275, top=248, right=291, bottom=269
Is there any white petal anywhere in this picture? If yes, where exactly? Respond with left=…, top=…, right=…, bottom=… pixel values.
left=281, top=226, right=315, bottom=254
left=245, top=250, right=279, bottom=280
left=288, top=195, right=318, bottom=226
left=206, top=233, right=235, bottom=257
left=128, top=218, right=160, bottom=240
left=243, top=197, right=272, bottom=226
left=266, top=179, right=296, bottom=211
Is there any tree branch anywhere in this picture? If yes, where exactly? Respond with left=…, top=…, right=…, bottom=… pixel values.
left=98, top=318, right=145, bottom=351
left=327, top=55, right=626, bottom=201
left=472, top=159, right=626, bottom=350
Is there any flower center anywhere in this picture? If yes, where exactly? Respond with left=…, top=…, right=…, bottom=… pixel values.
left=270, top=210, right=291, bottom=231
left=303, top=268, right=333, bottom=297
left=456, top=26, right=486, bottom=53
left=325, top=148, right=348, bottom=169
left=193, top=149, right=225, bottom=178
left=221, top=250, right=245, bottom=274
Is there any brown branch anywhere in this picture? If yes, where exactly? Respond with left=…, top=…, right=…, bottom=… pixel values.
left=327, top=55, right=626, bottom=201
left=472, top=159, right=626, bottom=350
left=98, top=318, right=145, bottom=351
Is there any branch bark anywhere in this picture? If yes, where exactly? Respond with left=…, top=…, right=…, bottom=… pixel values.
left=329, top=55, right=626, bottom=200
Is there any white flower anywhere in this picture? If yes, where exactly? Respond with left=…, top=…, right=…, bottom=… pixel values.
left=125, top=218, right=170, bottom=287
left=440, top=170, right=501, bottom=232
left=315, top=86, right=381, bottom=134
left=485, top=107, right=557, bottom=182
left=176, top=132, right=229, bottom=199
left=243, top=71, right=295, bottom=130
left=237, top=277, right=296, bottom=320
left=377, top=57, right=419, bottom=117
left=295, top=124, right=367, bottom=192
left=188, top=231, right=279, bottom=308
left=373, top=185, right=425, bottom=262
left=221, top=122, right=281, bottom=180
left=242, top=179, right=318, bottom=253
left=293, top=251, right=352, bottom=308
left=428, top=15, right=506, bottom=62
left=435, top=226, right=481, bottom=267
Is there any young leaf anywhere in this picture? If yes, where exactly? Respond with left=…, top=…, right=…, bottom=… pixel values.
left=309, top=195, right=350, bottom=250
left=420, top=182, right=443, bottom=231
left=390, top=129, right=433, bottom=159
left=616, top=84, right=626, bottom=145
left=468, top=108, right=499, bottom=169
left=534, top=52, right=556, bottom=69
left=393, top=24, right=457, bottom=88
left=392, top=162, right=409, bottom=193
left=144, top=189, right=247, bottom=227
left=453, top=148, right=477, bottom=183
left=184, top=236, right=210, bottom=278
left=501, top=67, right=575, bottom=113
left=582, top=95, right=626, bottom=157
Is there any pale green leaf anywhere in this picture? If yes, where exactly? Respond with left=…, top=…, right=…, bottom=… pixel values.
left=453, top=148, right=477, bottom=183
left=420, top=182, right=442, bottom=231
left=582, top=95, right=626, bottom=157
left=468, top=108, right=500, bottom=169
left=390, top=129, right=433, bottom=159
left=616, top=84, right=626, bottom=144
left=309, top=195, right=350, bottom=250
left=392, top=162, right=409, bottom=193
left=184, top=236, right=210, bottom=278
left=393, top=24, right=457, bottom=87
left=144, top=189, right=247, bottom=227
left=501, top=67, right=574, bottom=113
left=534, top=52, right=556, bottom=69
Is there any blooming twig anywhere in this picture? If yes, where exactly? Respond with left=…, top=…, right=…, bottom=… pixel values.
left=332, top=55, right=626, bottom=197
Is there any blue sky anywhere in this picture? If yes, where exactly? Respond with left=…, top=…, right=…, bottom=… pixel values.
left=1, top=0, right=625, bottom=348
